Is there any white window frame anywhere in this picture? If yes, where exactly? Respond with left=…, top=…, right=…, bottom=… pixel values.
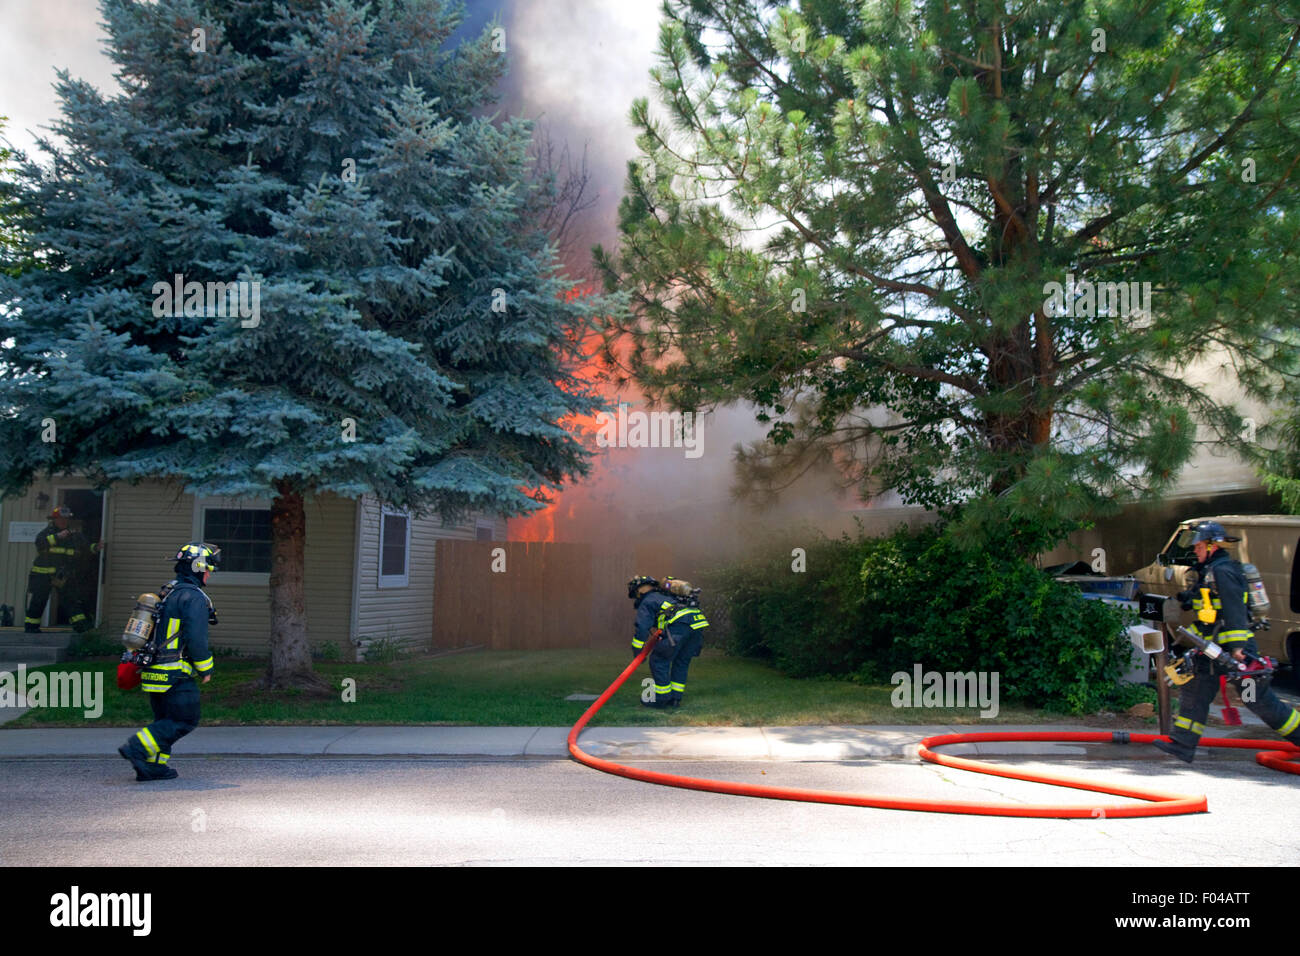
left=192, top=496, right=272, bottom=586
left=378, top=506, right=411, bottom=589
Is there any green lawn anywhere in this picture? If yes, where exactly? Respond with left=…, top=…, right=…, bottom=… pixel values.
left=3, top=649, right=1140, bottom=728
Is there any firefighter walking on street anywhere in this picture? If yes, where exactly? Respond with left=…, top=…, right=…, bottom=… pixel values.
left=1154, top=521, right=1300, bottom=763
left=118, top=542, right=219, bottom=781
left=629, top=575, right=709, bottom=708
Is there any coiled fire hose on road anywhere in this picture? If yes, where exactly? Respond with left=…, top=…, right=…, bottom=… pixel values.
left=567, top=638, right=1300, bottom=818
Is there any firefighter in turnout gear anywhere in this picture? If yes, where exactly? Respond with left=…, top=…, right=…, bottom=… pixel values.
left=24, top=507, right=102, bottom=633
left=1153, top=521, right=1300, bottom=763
left=628, top=575, right=708, bottom=708
left=118, top=543, right=219, bottom=781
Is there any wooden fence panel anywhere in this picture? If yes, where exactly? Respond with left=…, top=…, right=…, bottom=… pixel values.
left=433, top=539, right=682, bottom=651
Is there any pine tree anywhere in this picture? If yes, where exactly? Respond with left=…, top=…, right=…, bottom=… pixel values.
left=0, top=0, right=602, bottom=686
left=0, top=116, right=24, bottom=277
left=598, top=0, right=1300, bottom=552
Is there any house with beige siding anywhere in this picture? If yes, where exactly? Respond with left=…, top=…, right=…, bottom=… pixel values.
left=0, top=477, right=503, bottom=660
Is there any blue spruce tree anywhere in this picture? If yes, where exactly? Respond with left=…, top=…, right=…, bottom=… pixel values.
left=0, top=0, right=604, bottom=687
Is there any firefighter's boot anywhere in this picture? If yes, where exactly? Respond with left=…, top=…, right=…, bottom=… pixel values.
left=118, top=739, right=153, bottom=781
left=1153, top=716, right=1204, bottom=763
left=1152, top=738, right=1196, bottom=763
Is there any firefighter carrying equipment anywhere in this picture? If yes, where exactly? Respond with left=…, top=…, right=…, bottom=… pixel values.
left=138, top=581, right=216, bottom=693
left=646, top=595, right=708, bottom=706
left=1154, top=550, right=1300, bottom=763
left=1177, top=546, right=1254, bottom=649
left=119, top=551, right=216, bottom=782
left=25, top=515, right=100, bottom=632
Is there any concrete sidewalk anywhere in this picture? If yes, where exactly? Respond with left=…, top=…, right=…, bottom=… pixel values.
left=0, top=724, right=1206, bottom=760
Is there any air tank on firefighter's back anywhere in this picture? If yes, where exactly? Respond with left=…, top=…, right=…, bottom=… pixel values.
left=121, top=592, right=161, bottom=650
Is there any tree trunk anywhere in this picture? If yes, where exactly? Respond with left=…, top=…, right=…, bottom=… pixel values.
left=265, top=481, right=327, bottom=691
left=984, top=319, right=1054, bottom=496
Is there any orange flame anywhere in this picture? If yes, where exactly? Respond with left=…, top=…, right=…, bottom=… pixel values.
left=509, top=284, right=618, bottom=543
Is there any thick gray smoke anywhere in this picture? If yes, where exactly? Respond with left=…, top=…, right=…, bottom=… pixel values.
left=485, top=1, right=893, bottom=569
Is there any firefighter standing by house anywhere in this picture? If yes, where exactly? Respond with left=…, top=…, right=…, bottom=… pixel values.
left=628, top=575, right=708, bottom=708
left=1154, top=521, right=1300, bottom=762
left=118, top=542, right=219, bottom=781
left=24, top=507, right=102, bottom=633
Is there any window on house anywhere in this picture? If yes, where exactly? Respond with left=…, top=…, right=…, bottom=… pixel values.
left=476, top=521, right=494, bottom=541
left=201, top=507, right=272, bottom=574
left=379, top=508, right=410, bottom=588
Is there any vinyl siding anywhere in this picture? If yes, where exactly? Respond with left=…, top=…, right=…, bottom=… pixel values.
left=102, top=481, right=355, bottom=654
left=353, top=496, right=505, bottom=652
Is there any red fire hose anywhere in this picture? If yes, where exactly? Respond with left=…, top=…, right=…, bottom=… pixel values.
left=567, top=641, right=1300, bottom=818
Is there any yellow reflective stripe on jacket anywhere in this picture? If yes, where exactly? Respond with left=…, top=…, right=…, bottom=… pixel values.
left=1279, top=710, right=1300, bottom=737
left=1217, top=630, right=1251, bottom=645
left=193, top=657, right=214, bottom=673
left=631, top=638, right=645, bottom=649
left=30, top=566, right=56, bottom=574
left=151, top=660, right=196, bottom=676
left=661, top=607, right=708, bottom=629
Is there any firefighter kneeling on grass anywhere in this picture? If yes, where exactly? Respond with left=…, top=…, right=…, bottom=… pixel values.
left=1154, top=521, right=1300, bottom=763
left=117, top=543, right=220, bottom=781
left=628, top=575, right=708, bottom=709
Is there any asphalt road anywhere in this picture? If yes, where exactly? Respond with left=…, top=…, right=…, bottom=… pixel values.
left=3, top=752, right=1297, bottom=866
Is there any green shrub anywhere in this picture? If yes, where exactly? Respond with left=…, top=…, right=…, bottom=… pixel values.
left=313, top=640, right=342, bottom=662
left=718, top=524, right=1134, bottom=714
left=710, top=530, right=888, bottom=677
left=362, top=630, right=409, bottom=663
